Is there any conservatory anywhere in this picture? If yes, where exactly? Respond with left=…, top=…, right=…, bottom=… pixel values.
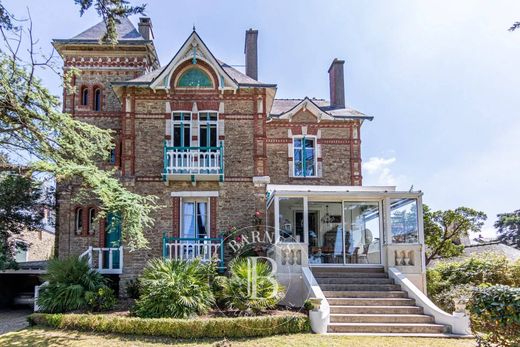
left=265, top=185, right=426, bottom=279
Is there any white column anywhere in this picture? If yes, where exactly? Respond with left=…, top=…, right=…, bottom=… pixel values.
left=274, top=197, right=280, bottom=243
left=303, top=196, right=309, bottom=244
left=417, top=195, right=426, bottom=273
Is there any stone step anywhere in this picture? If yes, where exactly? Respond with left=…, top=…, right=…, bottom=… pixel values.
left=328, top=298, right=415, bottom=306
left=317, top=277, right=394, bottom=284
left=311, top=267, right=384, bottom=274
left=330, top=313, right=434, bottom=324
left=314, top=272, right=389, bottom=278
left=327, top=323, right=446, bottom=334
left=320, top=283, right=401, bottom=291
left=330, top=305, right=424, bottom=315
left=323, top=290, right=408, bottom=298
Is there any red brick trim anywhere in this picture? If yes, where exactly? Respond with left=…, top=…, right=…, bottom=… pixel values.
left=210, top=197, right=217, bottom=238
left=172, top=197, right=180, bottom=237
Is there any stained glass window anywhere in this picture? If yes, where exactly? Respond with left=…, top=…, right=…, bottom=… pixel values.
left=177, top=67, right=213, bottom=88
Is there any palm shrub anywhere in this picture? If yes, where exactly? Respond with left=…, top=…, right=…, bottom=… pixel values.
left=133, top=259, right=214, bottom=318
left=37, top=257, right=115, bottom=313
left=215, top=258, right=284, bottom=314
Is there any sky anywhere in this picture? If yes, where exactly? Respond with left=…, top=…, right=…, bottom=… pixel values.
left=5, top=0, right=520, bottom=238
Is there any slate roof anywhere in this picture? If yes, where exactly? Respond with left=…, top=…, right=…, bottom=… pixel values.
left=113, top=59, right=275, bottom=87
left=67, top=18, right=146, bottom=42
left=271, top=98, right=371, bottom=120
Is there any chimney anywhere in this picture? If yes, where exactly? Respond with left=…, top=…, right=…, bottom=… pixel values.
left=328, top=58, right=345, bottom=108
left=138, top=17, right=154, bottom=40
left=244, top=29, right=258, bottom=80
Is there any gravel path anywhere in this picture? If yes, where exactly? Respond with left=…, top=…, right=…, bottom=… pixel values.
left=0, top=308, right=32, bottom=335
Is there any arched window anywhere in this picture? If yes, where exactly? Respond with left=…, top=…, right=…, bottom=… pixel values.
left=177, top=67, right=213, bottom=88
left=93, top=88, right=101, bottom=111
left=88, top=208, right=96, bottom=235
left=75, top=207, right=83, bottom=235
left=81, top=87, right=89, bottom=106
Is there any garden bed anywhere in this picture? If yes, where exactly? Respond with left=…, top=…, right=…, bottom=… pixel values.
left=28, top=312, right=310, bottom=339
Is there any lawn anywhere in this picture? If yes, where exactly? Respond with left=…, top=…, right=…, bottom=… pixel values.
left=0, top=328, right=475, bottom=347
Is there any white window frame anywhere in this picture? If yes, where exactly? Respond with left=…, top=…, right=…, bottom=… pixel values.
left=293, top=135, right=317, bottom=178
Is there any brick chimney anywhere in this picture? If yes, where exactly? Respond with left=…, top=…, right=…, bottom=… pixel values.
left=244, top=29, right=258, bottom=80
left=138, top=17, right=154, bottom=40
left=328, top=58, right=345, bottom=108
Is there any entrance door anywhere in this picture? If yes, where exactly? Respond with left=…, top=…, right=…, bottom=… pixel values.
left=104, top=213, right=121, bottom=269
left=342, top=201, right=382, bottom=264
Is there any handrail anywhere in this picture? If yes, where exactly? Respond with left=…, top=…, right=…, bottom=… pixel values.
left=164, top=145, right=221, bottom=151
left=302, top=267, right=330, bottom=334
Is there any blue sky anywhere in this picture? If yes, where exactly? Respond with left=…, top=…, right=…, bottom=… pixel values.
left=5, top=0, right=520, bottom=237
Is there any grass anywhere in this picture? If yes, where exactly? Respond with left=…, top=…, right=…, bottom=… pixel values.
left=0, top=328, right=476, bottom=347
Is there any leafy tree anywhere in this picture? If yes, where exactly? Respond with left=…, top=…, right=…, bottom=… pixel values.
left=1, top=1, right=145, bottom=43
left=0, top=3, right=157, bottom=249
left=0, top=169, right=46, bottom=269
left=74, top=0, right=146, bottom=44
left=495, top=210, right=520, bottom=248
left=424, top=205, right=487, bottom=265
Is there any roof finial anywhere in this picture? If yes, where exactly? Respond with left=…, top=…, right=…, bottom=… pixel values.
left=193, top=24, right=196, bottom=32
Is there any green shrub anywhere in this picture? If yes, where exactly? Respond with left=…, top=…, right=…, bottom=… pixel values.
left=133, top=259, right=214, bottom=319
left=427, top=253, right=515, bottom=312
left=85, top=287, right=117, bottom=311
left=28, top=313, right=310, bottom=338
left=468, top=285, right=520, bottom=347
left=37, top=257, right=115, bottom=313
left=303, top=299, right=314, bottom=311
left=125, top=279, right=141, bottom=299
left=215, top=258, right=284, bottom=314
left=511, top=259, right=520, bottom=287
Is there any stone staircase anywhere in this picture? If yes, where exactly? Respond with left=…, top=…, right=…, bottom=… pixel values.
left=312, top=267, right=449, bottom=335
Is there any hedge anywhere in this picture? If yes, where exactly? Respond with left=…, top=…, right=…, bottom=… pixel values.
left=28, top=313, right=310, bottom=339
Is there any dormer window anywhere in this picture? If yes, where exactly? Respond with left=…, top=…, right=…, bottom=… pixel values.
left=177, top=67, right=213, bottom=88
left=81, top=87, right=89, bottom=106
left=93, top=88, right=101, bottom=111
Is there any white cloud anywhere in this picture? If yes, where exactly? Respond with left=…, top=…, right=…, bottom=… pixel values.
left=363, top=156, right=401, bottom=186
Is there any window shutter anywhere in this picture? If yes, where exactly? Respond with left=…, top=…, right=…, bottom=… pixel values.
left=172, top=197, right=180, bottom=237
left=210, top=197, right=217, bottom=238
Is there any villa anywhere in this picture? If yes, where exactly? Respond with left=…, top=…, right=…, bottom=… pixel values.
left=50, top=17, right=469, bottom=335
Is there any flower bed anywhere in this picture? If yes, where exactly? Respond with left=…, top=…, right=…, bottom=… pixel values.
left=28, top=313, right=310, bottom=339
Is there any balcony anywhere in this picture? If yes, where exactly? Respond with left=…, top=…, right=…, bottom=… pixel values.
left=163, top=142, right=224, bottom=182
left=162, top=234, right=225, bottom=270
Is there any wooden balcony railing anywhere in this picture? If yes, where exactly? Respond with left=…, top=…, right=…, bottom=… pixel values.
left=162, top=234, right=225, bottom=270
left=163, top=142, right=224, bottom=181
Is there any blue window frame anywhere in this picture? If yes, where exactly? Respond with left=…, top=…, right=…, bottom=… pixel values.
left=177, top=67, right=213, bottom=88
left=293, top=136, right=316, bottom=177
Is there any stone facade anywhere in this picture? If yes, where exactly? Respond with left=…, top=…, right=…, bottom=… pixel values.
left=53, top=19, right=367, bottom=289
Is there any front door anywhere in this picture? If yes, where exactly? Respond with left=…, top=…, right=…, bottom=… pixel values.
left=104, top=213, right=121, bottom=269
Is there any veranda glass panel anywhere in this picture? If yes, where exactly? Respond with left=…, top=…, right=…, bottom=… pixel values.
left=390, top=198, right=419, bottom=243
left=278, top=197, right=304, bottom=242
left=308, top=202, right=343, bottom=264
left=343, top=201, right=381, bottom=264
